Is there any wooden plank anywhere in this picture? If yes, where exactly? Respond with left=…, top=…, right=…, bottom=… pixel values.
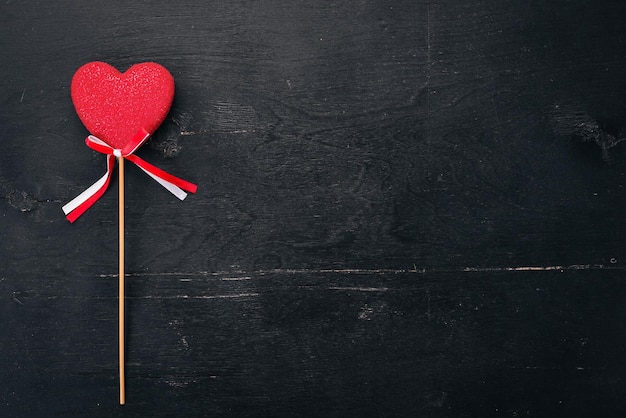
left=3, top=269, right=626, bottom=415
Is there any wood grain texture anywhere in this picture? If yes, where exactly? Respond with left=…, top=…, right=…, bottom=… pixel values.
left=2, top=0, right=626, bottom=416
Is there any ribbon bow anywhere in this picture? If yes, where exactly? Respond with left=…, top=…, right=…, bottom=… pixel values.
left=62, top=129, right=197, bottom=223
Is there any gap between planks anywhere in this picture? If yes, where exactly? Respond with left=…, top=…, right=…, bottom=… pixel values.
left=29, top=264, right=619, bottom=301
left=97, top=264, right=620, bottom=279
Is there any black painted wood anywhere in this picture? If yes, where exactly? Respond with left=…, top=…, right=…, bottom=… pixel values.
left=2, top=1, right=626, bottom=416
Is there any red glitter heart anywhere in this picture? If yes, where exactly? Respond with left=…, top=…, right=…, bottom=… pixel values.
left=71, top=61, right=175, bottom=155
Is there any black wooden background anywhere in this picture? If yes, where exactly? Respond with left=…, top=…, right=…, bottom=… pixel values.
left=2, top=1, right=626, bottom=416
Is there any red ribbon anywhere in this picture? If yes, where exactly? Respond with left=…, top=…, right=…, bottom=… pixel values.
left=63, top=129, right=197, bottom=223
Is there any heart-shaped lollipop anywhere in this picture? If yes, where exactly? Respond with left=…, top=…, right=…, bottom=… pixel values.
left=71, top=61, right=175, bottom=155
left=63, top=61, right=197, bottom=404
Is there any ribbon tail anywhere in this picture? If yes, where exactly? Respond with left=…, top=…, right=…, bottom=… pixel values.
left=63, top=155, right=116, bottom=223
left=126, top=154, right=197, bottom=200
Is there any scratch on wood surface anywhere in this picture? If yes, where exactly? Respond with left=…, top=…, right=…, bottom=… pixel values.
left=509, top=366, right=596, bottom=371
left=179, top=130, right=210, bottom=136
left=12, top=292, right=24, bottom=305
left=328, top=286, right=389, bottom=292
left=268, top=264, right=617, bottom=274
left=180, top=129, right=255, bottom=136
left=460, top=264, right=613, bottom=272
left=137, top=293, right=259, bottom=300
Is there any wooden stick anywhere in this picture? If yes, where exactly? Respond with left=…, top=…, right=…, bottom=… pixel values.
left=118, top=156, right=126, bottom=405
